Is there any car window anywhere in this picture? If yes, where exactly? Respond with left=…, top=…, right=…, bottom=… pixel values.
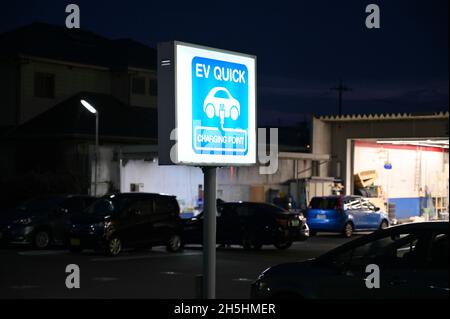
left=429, top=233, right=449, bottom=268
left=61, top=197, right=84, bottom=213
left=236, top=205, right=257, bottom=217
left=17, top=196, right=64, bottom=213
left=360, top=199, right=376, bottom=211
left=87, top=197, right=130, bottom=216
left=326, top=231, right=427, bottom=270
left=220, top=205, right=238, bottom=219
left=214, top=90, right=229, bottom=99
left=154, top=196, right=179, bottom=215
left=344, top=198, right=362, bottom=210
left=265, top=204, right=285, bottom=214
left=309, top=198, right=338, bottom=210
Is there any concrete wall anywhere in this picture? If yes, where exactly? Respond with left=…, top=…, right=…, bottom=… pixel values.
left=119, top=157, right=316, bottom=211
left=89, top=145, right=121, bottom=196
left=312, top=117, right=331, bottom=177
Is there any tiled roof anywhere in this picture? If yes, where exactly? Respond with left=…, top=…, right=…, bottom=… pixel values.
left=0, top=22, right=156, bottom=70
left=317, top=111, right=449, bottom=122
left=4, top=92, right=157, bottom=143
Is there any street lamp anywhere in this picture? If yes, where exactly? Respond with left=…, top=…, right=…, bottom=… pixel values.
left=81, top=99, right=99, bottom=197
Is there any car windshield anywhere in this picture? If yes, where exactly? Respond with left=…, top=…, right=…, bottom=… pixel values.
left=16, top=196, right=64, bottom=213
left=86, top=197, right=130, bottom=216
left=214, top=90, right=229, bottom=98
left=309, top=197, right=338, bottom=210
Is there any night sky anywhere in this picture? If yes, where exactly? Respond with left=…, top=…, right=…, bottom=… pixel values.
left=1, top=0, right=448, bottom=125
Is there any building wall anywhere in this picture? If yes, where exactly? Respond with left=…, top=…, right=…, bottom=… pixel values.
left=89, top=145, right=121, bottom=196
left=129, top=70, right=157, bottom=108
left=312, top=116, right=449, bottom=196
left=119, top=158, right=315, bottom=211
left=9, top=57, right=156, bottom=125
left=20, top=59, right=111, bottom=123
left=0, top=58, right=19, bottom=126
left=312, top=117, right=331, bottom=177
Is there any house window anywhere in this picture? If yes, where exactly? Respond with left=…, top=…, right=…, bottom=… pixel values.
left=149, top=79, right=157, bottom=96
left=34, top=72, right=55, bottom=98
left=132, top=76, right=146, bottom=95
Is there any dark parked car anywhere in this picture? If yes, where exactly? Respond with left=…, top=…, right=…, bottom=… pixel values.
left=0, top=195, right=95, bottom=249
left=251, top=221, right=449, bottom=299
left=68, top=193, right=183, bottom=256
left=183, top=202, right=309, bottom=250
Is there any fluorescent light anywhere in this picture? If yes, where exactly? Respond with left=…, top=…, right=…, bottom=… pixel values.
left=81, top=100, right=97, bottom=114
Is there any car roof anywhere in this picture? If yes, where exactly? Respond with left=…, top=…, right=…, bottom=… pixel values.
left=311, top=195, right=361, bottom=199
left=103, top=192, right=176, bottom=199
left=317, top=221, right=449, bottom=261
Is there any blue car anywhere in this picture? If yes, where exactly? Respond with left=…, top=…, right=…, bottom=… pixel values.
left=305, top=196, right=389, bottom=237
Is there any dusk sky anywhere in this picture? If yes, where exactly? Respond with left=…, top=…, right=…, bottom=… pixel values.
left=1, top=0, right=448, bottom=125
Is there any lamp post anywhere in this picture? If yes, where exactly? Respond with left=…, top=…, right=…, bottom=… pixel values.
left=81, top=99, right=99, bottom=197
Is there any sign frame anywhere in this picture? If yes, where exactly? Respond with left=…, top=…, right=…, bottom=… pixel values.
left=158, top=41, right=257, bottom=166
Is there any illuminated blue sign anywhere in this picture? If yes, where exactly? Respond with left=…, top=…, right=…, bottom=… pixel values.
left=192, top=57, right=249, bottom=155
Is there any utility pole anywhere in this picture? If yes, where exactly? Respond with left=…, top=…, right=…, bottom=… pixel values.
left=331, top=79, right=352, bottom=116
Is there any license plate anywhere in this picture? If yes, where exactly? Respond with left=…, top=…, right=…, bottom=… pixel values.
left=70, top=238, right=81, bottom=246
left=316, top=214, right=326, bottom=220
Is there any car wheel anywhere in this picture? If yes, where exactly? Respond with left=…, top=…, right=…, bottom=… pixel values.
left=34, top=230, right=51, bottom=249
left=379, top=220, right=389, bottom=230
left=106, top=236, right=122, bottom=256
left=230, top=106, right=239, bottom=120
left=242, top=236, right=262, bottom=250
left=274, top=240, right=292, bottom=250
left=166, top=234, right=182, bottom=252
left=343, top=222, right=353, bottom=238
left=205, top=104, right=215, bottom=118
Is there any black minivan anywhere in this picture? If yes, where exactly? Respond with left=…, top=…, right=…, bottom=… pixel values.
left=68, top=193, right=183, bottom=256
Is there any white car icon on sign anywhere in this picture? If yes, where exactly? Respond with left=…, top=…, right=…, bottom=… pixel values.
left=203, top=87, right=240, bottom=121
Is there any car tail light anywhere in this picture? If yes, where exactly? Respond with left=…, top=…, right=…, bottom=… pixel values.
left=336, top=197, right=343, bottom=210
left=276, top=218, right=288, bottom=226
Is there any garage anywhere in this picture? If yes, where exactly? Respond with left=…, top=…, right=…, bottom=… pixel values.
left=353, top=138, right=448, bottom=221
left=312, top=112, right=449, bottom=222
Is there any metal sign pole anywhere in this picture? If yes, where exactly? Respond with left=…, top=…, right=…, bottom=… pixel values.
left=202, top=166, right=217, bottom=299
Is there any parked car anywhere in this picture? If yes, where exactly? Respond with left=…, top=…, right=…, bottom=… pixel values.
left=251, top=221, right=449, bottom=299
left=68, top=193, right=183, bottom=256
left=0, top=194, right=95, bottom=249
left=183, top=201, right=309, bottom=250
left=305, top=196, right=389, bottom=237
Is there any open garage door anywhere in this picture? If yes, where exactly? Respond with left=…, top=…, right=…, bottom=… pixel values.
left=351, top=138, right=449, bottom=222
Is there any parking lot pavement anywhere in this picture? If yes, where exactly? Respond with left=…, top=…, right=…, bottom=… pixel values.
left=0, top=235, right=357, bottom=299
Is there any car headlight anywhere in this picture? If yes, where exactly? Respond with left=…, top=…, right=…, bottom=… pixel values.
left=254, top=280, right=269, bottom=291
left=91, top=222, right=105, bottom=229
left=13, top=218, right=33, bottom=225
left=91, top=221, right=112, bottom=230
